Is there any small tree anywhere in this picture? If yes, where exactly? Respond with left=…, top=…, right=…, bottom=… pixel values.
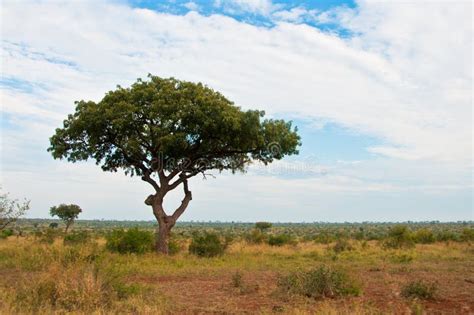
left=0, top=189, right=30, bottom=231
left=50, top=204, right=82, bottom=233
left=48, top=75, right=300, bottom=254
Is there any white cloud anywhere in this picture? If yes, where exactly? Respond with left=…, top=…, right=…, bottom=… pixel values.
left=214, top=0, right=275, bottom=15
left=272, top=7, right=318, bottom=23
left=183, top=1, right=199, bottom=11
left=0, top=0, right=471, bottom=220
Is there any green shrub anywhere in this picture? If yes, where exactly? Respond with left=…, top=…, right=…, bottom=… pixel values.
left=189, top=232, right=226, bottom=257
left=255, top=222, right=272, bottom=231
left=167, top=238, right=182, bottom=255
left=333, top=239, right=353, bottom=253
left=461, top=228, right=474, bottom=242
left=49, top=222, right=59, bottom=229
left=278, top=265, right=361, bottom=299
left=63, top=230, right=91, bottom=246
left=0, top=228, right=14, bottom=239
left=413, top=228, right=435, bottom=244
left=401, top=280, right=437, bottom=300
left=245, top=229, right=266, bottom=244
left=313, top=231, right=334, bottom=244
left=267, top=234, right=295, bottom=246
left=436, top=230, right=460, bottom=242
left=105, top=228, right=154, bottom=254
left=383, top=225, right=414, bottom=249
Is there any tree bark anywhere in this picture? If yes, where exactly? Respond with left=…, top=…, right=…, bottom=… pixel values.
left=156, top=221, right=172, bottom=254
left=144, top=174, right=192, bottom=254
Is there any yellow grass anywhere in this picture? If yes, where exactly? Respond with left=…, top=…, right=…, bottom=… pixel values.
left=0, top=237, right=473, bottom=314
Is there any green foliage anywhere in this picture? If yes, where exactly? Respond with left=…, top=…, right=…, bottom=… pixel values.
left=461, top=228, right=474, bottom=242
left=189, top=232, right=226, bottom=257
left=255, top=222, right=272, bottom=231
left=413, top=228, right=435, bottom=244
left=50, top=204, right=82, bottom=232
left=48, top=75, right=300, bottom=177
left=105, top=228, right=154, bottom=254
left=245, top=229, right=267, bottom=244
left=313, top=231, right=335, bottom=244
left=401, top=280, right=437, bottom=300
left=0, top=229, right=14, bottom=239
left=63, top=230, right=91, bottom=246
left=0, top=189, right=30, bottom=230
left=278, top=265, right=361, bottom=299
left=383, top=225, right=414, bottom=249
left=267, top=234, right=295, bottom=246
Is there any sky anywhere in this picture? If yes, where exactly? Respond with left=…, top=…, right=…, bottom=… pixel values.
left=0, top=0, right=472, bottom=222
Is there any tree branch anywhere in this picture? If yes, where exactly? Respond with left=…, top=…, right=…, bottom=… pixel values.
left=170, top=177, right=192, bottom=222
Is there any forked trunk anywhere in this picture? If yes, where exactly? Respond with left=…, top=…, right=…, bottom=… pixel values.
left=146, top=175, right=192, bottom=255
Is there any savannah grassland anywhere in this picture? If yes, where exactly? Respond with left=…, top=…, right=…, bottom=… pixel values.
left=0, top=222, right=473, bottom=314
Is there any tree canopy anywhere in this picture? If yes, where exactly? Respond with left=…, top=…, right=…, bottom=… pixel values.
left=48, top=75, right=300, bottom=185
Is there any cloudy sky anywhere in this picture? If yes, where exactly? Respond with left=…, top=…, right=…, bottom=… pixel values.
left=1, top=0, right=472, bottom=222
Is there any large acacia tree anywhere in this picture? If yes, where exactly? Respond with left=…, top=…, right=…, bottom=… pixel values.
left=49, top=75, right=300, bottom=254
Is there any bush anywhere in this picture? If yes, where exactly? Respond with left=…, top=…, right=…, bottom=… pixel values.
left=245, top=229, right=266, bottom=244
left=413, top=228, right=435, bottom=244
left=383, top=225, right=414, bottom=249
left=267, top=234, right=295, bottom=246
left=401, top=280, right=437, bottom=300
left=461, top=228, right=474, bottom=242
left=255, top=222, right=272, bottom=231
left=105, top=228, right=154, bottom=254
left=313, top=231, right=334, bottom=244
left=333, top=239, right=353, bottom=253
left=189, top=232, right=226, bottom=257
left=278, top=265, right=361, bottom=299
left=0, top=228, right=14, bottom=239
left=165, top=237, right=181, bottom=255
left=63, top=230, right=91, bottom=246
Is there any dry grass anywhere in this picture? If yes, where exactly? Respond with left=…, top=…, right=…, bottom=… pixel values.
left=0, top=237, right=473, bottom=314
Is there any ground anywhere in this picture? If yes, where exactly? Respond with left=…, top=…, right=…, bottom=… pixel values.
left=0, top=236, right=473, bottom=314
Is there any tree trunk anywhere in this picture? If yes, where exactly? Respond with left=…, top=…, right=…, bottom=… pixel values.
left=156, top=221, right=172, bottom=254
left=145, top=175, right=192, bottom=255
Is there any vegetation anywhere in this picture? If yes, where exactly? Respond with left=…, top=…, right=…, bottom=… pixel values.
left=267, top=233, right=295, bottom=246
left=278, top=265, right=361, bottom=299
left=50, top=204, right=82, bottom=233
left=255, top=222, right=272, bottom=231
left=105, top=228, right=154, bottom=254
left=401, top=280, right=438, bottom=300
left=0, top=189, right=29, bottom=230
left=189, top=231, right=226, bottom=257
left=48, top=75, right=300, bottom=254
left=0, top=221, right=472, bottom=313
left=383, top=225, right=415, bottom=249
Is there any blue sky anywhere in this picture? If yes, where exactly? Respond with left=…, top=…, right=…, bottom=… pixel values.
left=1, top=0, right=472, bottom=222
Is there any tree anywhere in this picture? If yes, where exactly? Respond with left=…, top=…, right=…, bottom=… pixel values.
left=50, top=204, right=82, bottom=233
left=48, top=75, right=300, bottom=254
left=0, top=189, right=30, bottom=231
